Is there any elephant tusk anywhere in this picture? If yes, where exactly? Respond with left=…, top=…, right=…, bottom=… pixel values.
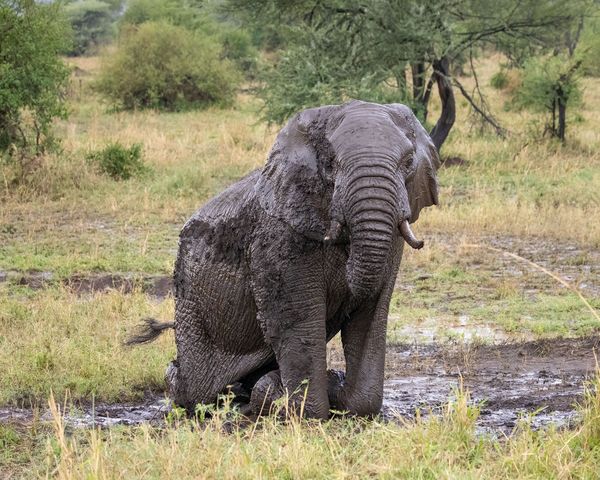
left=399, top=219, right=424, bottom=250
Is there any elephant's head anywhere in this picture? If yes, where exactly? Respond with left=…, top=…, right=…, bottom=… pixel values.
left=256, top=100, right=440, bottom=300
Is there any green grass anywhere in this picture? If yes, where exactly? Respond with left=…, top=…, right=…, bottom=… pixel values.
left=0, top=285, right=175, bottom=405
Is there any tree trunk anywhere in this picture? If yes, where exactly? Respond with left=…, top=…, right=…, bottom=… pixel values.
left=551, top=98, right=557, bottom=136
left=557, top=96, right=566, bottom=142
left=429, top=56, right=456, bottom=151
left=411, top=62, right=428, bottom=119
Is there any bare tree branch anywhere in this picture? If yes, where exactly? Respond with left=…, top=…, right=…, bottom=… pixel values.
left=453, top=77, right=507, bottom=138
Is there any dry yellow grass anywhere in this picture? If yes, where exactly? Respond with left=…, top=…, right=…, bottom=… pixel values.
left=31, top=375, right=600, bottom=479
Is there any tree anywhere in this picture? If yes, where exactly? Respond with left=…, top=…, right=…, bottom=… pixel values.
left=0, top=0, right=70, bottom=180
left=226, top=0, right=592, bottom=150
left=513, top=56, right=582, bottom=142
left=496, top=2, right=597, bottom=141
left=64, top=0, right=116, bottom=56
left=95, top=21, right=240, bottom=110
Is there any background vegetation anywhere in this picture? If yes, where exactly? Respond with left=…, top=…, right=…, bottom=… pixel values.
left=1, top=0, right=600, bottom=477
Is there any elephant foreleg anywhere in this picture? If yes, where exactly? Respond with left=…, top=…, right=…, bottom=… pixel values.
left=332, top=301, right=387, bottom=416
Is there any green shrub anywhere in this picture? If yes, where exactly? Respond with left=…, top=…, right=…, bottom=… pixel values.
left=579, top=16, right=600, bottom=77
left=87, top=142, right=148, bottom=180
left=0, top=0, right=70, bottom=182
left=119, top=0, right=178, bottom=27
left=220, top=29, right=258, bottom=77
left=490, top=70, right=509, bottom=89
left=95, top=21, right=240, bottom=111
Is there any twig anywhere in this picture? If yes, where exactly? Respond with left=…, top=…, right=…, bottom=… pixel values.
left=453, top=77, right=507, bottom=138
left=462, top=244, right=600, bottom=323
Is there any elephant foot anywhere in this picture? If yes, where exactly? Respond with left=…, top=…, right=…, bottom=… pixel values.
left=165, top=359, right=180, bottom=401
left=327, top=368, right=346, bottom=409
left=249, top=369, right=346, bottom=417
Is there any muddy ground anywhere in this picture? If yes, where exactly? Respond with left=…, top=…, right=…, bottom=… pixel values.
left=1, top=336, right=597, bottom=435
left=382, top=336, right=598, bottom=432
left=1, top=234, right=598, bottom=434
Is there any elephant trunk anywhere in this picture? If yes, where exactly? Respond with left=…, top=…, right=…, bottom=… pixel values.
left=339, top=155, right=403, bottom=300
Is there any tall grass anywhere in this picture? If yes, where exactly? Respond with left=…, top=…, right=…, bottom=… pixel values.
left=41, top=376, right=600, bottom=479
left=0, top=286, right=174, bottom=405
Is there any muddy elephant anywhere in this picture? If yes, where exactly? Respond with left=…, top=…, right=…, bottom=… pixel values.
left=128, top=100, right=440, bottom=418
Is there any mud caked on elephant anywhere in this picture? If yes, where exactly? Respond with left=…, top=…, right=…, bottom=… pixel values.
left=127, top=100, right=440, bottom=418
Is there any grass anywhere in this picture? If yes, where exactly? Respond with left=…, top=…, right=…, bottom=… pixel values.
left=0, top=284, right=174, bottom=406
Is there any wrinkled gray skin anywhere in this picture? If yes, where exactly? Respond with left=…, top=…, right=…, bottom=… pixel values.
left=161, top=101, right=439, bottom=418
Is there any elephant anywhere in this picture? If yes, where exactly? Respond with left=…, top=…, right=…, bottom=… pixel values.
left=127, top=100, right=440, bottom=419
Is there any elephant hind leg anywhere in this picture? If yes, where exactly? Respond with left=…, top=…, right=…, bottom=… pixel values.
left=249, top=370, right=283, bottom=416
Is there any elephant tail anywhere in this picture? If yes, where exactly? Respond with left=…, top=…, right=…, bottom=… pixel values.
left=124, top=318, right=174, bottom=346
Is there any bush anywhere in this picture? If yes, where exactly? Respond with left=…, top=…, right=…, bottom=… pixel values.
left=119, top=0, right=178, bottom=27
left=119, top=0, right=257, bottom=78
left=95, top=22, right=240, bottom=111
left=490, top=70, right=509, bottom=89
left=0, top=0, right=70, bottom=182
left=87, top=142, right=148, bottom=180
left=219, top=29, right=258, bottom=77
left=579, top=16, right=600, bottom=77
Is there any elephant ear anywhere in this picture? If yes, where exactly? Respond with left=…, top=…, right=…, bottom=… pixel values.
left=387, top=103, right=440, bottom=223
left=255, top=105, right=340, bottom=239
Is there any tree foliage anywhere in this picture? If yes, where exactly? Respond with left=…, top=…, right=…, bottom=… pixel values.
left=226, top=0, right=593, bottom=148
left=0, top=0, right=70, bottom=179
left=579, top=14, right=600, bottom=77
left=64, top=0, right=117, bottom=56
left=95, top=21, right=240, bottom=111
left=120, top=0, right=194, bottom=28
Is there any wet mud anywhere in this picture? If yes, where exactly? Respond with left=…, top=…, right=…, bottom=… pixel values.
left=380, top=335, right=599, bottom=433
left=0, top=270, right=174, bottom=298
left=1, top=336, right=596, bottom=434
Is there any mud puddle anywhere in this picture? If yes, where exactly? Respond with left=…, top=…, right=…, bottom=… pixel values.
left=0, top=270, right=174, bottom=298
left=0, top=396, right=171, bottom=429
left=1, top=337, right=596, bottom=435
left=379, top=336, right=599, bottom=433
